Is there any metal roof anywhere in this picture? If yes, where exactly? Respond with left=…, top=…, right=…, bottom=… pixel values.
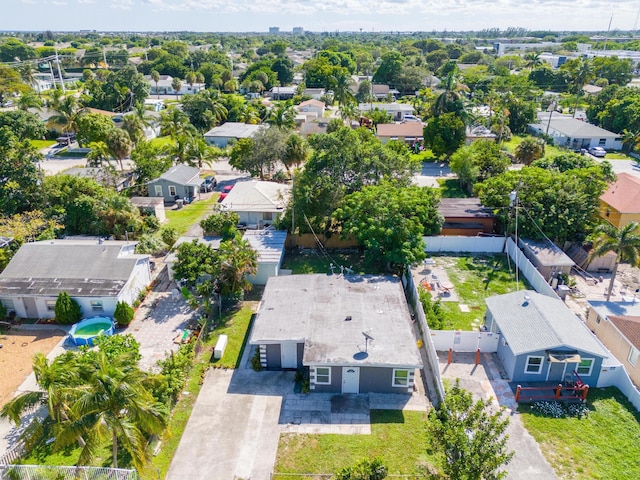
left=486, top=290, right=609, bottom=358
left=250, top=274, right=423, bottom=368
left=242, top=230, right=287, bottom=264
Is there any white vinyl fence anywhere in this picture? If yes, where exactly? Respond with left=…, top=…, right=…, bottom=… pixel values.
left=429, top=330, right=500, bottom=353
left=423, top=236, right=506, bottom=253
left=0, top=465, right=139, bottom=480
left=597, top=364, right=640, bottom=411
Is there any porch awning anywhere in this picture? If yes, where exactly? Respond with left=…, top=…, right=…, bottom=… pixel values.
left=548, top=353, right=581, bottom=363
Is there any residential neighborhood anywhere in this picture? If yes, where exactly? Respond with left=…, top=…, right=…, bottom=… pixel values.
left=2, top=24, right=640, bottom=480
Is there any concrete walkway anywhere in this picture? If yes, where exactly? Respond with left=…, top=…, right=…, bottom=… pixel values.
left=438, top=352, right=557, bottom=480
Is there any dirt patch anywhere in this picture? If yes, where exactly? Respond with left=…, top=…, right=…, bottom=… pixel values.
left=0, top=329, right=65, bottom=408
left=616, top=264, right=640, bottom=293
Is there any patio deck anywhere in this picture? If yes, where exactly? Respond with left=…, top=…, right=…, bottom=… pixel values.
left=510, top=381, right=588, bottom=404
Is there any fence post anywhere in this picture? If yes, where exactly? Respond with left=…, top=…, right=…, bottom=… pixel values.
left=515, top=385, right=521, bottom=402
left=475, top=348, right=481, bottom=365
left=555, top=384, right=562, bottom=400
left=447, top=348, right=453, bottom=364
left=582, top=385, right=589, bottom=402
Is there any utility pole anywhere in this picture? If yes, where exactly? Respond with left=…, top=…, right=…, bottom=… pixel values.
left=54, top=45, right=65, bottom=94
left=102, top=46, right=108, bottom=69
left=291, top=171, right=295, bottom=235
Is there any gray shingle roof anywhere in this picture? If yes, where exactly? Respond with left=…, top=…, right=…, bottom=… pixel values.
left=486, top=290, right=609, bottom=357
left=0, top=242, right=147, bottom=297
left=250, top=274, right=422, bottom=368
left=150, top=164, right=201, bottom=185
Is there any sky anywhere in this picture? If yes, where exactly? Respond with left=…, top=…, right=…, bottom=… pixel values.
left=4, top=1, right=640, bottom=34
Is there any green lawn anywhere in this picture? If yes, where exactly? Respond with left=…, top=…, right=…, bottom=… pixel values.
left=501, top=135, right=565, bottom=158
left=210, top=305, right=254, bottom=369
left=274, top=410, right=434, bottom=477
left=519, top=387, right=640, bottom=480
left=30, top=139, right=57, bottom=149
left=280, top=249, right=383, bottom=275
left=149, top=136, right=175, bottom=149
left=436, top=178, right=470, bottom=198
left=165, top=196, right=219, bottom=236
left=432, top=255, right=529, bottom=330
left=410, top=149, right=437, bottom=163
left=604, top=152, right=635, bottom=161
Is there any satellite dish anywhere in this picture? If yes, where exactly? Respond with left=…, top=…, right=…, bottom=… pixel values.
left=362, top=331, right=374, bottom=341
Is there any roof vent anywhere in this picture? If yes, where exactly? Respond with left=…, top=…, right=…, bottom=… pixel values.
left=523, top=294, right=531, bottom=305
left=345, top=315, right=352, bottom=321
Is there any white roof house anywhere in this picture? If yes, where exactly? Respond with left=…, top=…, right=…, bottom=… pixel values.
left=203, top=122, right=264, bottom=148
left=220, top=180, right=291, bottom=227
left=242, top=230, right=288, bottom=285
left=529, top=117, right=623, bottom=151
left=358, top=102, right=414, bottom=121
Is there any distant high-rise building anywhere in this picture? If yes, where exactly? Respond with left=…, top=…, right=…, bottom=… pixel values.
left=269, top=27, right=280, bottom=34
left=292, top=27, right=304, bottom=35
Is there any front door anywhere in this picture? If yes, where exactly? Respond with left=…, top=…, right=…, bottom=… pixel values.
left=280, top=342, right=298, bottom=369
left=342, top=367, right=360, bottom=394
left=23, top=297, right=38, bottom=319
left=547, top=361, right=566, bottom=382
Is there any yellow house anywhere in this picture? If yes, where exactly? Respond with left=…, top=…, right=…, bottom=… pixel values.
left=599, top=173, right=640, bottom=228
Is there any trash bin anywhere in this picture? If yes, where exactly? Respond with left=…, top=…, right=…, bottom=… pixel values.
left=176, top=199, right=184, bottom=209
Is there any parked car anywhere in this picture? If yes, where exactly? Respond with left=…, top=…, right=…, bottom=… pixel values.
left=200, top=176, right=217, bottom=193
left=218, top=184, right=234, bottom=201
left=588, top=146, right=606, bottom=158
left=403, top=114, right=421, bottom=122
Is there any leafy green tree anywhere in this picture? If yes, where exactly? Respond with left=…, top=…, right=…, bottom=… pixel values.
left=131, top=140, right=173, bottom=187
left=0, top=64, right=29, bottom=105
left=93, top=333, right=141, bottom=363
left=181, top=90, right=228, bottom=131
left=200, top=211, right=240, bottom=239
left=592, top=56, right=633, bottom=85
left=589, top=222, right=640, bottom=301
left=335, top=183, right=442, bottom=273
left=113, top=301, right=135, bottom=326
left=271, top=56, right=294, bottom=85
left=105, top=128, right=133, bottom=171
left=54, top=291, right=82, bottom=324
left=83, top=65, right=149, bottom=112
left=427, top=380, right=513, bottom=480
left=173, top=240, right=218, bottom=286
left=229, top=126, right=287, bottom=179
left=160, top=226, right=178, bottom=248
left=515, top=137, right=545, bottom=165
left=75, top=112, right=116, bottom=146
left=372, top=51, right=405, bottom=86
left=336, top=457, right=387, bottom=480
left=214, top=238, right=258, bottom=298
left=266, top=102, right=296, bottom=129
left=586, top=85, right=640, bottom=132
left=423, top=112, right=466, bottom=159
left=0, top=110, right=46, bottom=139
left=0, top=127, right=44, bottom=215
left=450, top=141, right=511, bottom=194
left=0, top=38, right=36, bottom=62
left=419, top=286, right=448, bottom=330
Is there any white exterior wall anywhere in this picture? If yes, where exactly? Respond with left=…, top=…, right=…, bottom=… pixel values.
left=117, top=258, right=151, bottom=306
left=430, top=330, right=500, bottom=352
left=237, top=211, right=281, bottom=226
left=249, top=262, right=278, bottom=286
left=424, top=236, right=505, bottom=253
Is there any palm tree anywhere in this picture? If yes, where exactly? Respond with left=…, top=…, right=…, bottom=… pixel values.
left=150, top=70, right=160, bottom=99
left=49, top=95, right=84, bottom=135
left=185, top=72, right=196, bottom=92
left=330, top=69, right=355, bottom=107
left=433, top=70, right=466, bottom=117
left=171, top=77, right=183, bottom=100
left=283, top=134, right=309, bottom=173
left=17, top=62, right=38, bottom=94
left=338, top=103, right=360, bottom=126
left=515, top=137, right=545, bottom=165
left=266, top=103, right=295, bottom=129
left=237, top=103, right=261, bottom=124
left=186, top=136, right=218, bottom=169
left=159, top=108, right=190, bottom=139
left=590, top=222, right=640, bottom=301
left=524, top=52, right=543, bottom=71
left=86, top=141, right=111, bottom=167
left=106, top=128, right=133, bottom=171
left=215, top=238, right=258, bottom=298
left=17, top=91, right=42, bottom=111
left=621, top=129, right=640, bottom=154
left=57, top=351, right=166, bottom=470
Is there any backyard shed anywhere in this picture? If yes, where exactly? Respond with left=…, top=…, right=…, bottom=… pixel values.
left=438, top=198, right=496, bottom=236
left=130, top=197, right=166, bottom=223
left=250, top=274, right=422, bottom=394
left=518, top=238, right=575, bottom=281
left=485, top=290, right=610, bottom=385
left=242, top=230, right=287, bottom=285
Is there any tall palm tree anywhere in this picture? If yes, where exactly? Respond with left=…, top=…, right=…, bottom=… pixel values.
left=57, top=351, right=167, bottom=470
left=159, top=108, right=190, bottom=139
left=524, top=52, right=543, bottom=71
left=215, top=238, right=258, bottom=297
left=186, top=136, right=218, bottom=169
left=338, top=103, right=360, bottom=126
left=150, top=70, right=160, bottom=99
left=185, top=72, right=196, bottom=92
left=105, top=128, right=133, bottom=171
left=590, top=221, right=640, bottom=301
left=121, top=114, right=145, bottom=145
left=171, top=77, right=182, bottom=100
left=17, top=62, right=38, bottom=94
left=330, top=69, right=356, bottom=107
left=283, top=134, right=309, bottom=173
left=433, top=70, right=466, bottom=117
left=17, top=91, right=42, bottom=111
left=86, top=141, right=111, bottom=167
left=621, top=129, right=640, bottom=154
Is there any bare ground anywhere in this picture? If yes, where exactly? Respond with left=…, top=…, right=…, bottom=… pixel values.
left=0, top=329, right=65, bottom=408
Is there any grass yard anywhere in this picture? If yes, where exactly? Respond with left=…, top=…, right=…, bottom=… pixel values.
left=280, top=249, right=383, bottom=275
left=437, top=178, right=470, bottom=198
left=434, top=255, right=529, bottom=330
left=519, top=387, right=640, bottom=480
left=30, top=139, right=57, bottom=149
left=501, top=135, right=565, bottom=159
left=149, top=135, right=175, bottom=149
left=411, top=149, right=437, bottom=163
left=165, top=196, right=219, bottom=236
left=274, top=410, right=434, bottom=477
left=210, top=305, right=254, bottom=369
left=604, top=152, right=635, bottom=161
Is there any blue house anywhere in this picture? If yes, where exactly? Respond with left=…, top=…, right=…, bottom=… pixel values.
left=485, top=291, right=609, bottom=386
left=147, top=165, right=203, bottom=203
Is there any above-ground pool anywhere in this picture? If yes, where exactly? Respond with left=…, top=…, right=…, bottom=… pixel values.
left=69, top=316, right=115, bottom=346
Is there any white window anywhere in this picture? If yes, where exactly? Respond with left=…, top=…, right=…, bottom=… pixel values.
left=525, top=355, right=544, bottom=374
left=628, top=347, right=640, bottom=367
left=90, top=300, right=104, bottom=312
left=168, top=185, right=177, bottom=197
left=598, top=138, right=606, bottom=146
left=46, top=300, right=56, bottom=311
left=263, top=212, right=273, bottom=221
left=577, top=358, right=594, bottom=376
left=154, top=185, right=163, bottom=197
left=315, top=367, right=330, bottom=385
left=392, top=369, right=410, bottom=387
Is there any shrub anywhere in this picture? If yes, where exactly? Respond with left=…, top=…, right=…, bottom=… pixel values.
left=135, top=233, right=165, bottom=255
left=155, top=343, right=195, bottom=405
left=113, top=300, right=135, bottom=326
left=54, top=291, right=82, bottom=324
left=532, top=400, right=590, bottom=419
left=251, top=348, right=263, bottom=371
left=94, top=333, right=141, bottom=362
left=160, top=226, right=178, bottom=248
left=335, top=457, right=388, bottom=480
left=418, top=285, right=448, bottom=330
left=200, top=211, right=240, bottom=240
